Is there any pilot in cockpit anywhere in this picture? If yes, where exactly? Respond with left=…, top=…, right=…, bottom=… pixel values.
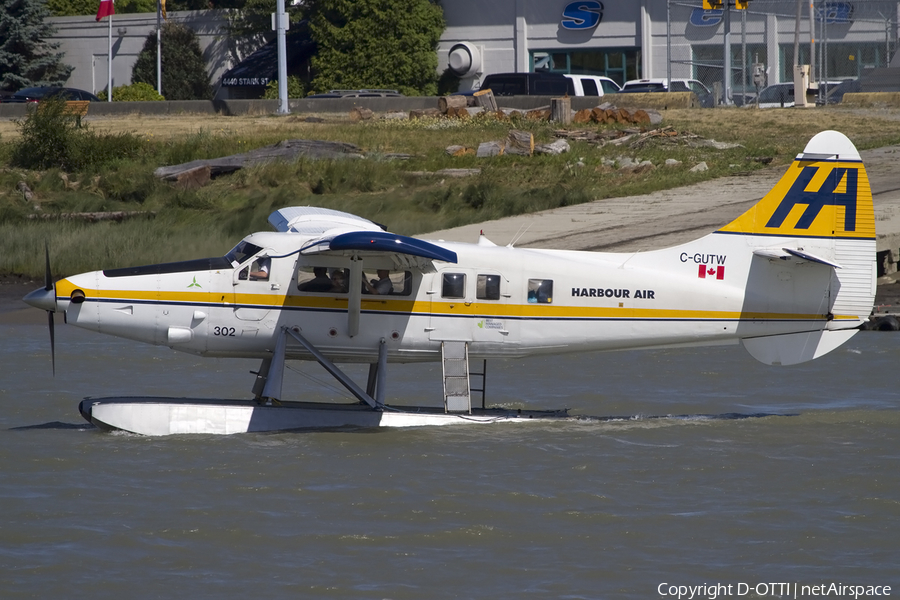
left=248, top=256, right=271, bottom=281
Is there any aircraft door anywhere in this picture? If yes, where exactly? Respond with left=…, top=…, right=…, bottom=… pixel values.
left=471, top=272, right=516, bottom=344
left=429, top=269, right=473, bottom=342
left=231, top=254, right=275, bottom=321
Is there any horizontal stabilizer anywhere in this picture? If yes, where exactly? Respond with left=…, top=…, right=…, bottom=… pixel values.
left=751, top=247, right=842, bottom=268
left=741, top=329, right=858, bottom=366
left=782, top=248, right=842, bottom=268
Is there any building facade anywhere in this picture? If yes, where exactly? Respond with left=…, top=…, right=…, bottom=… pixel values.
left=47, top=1, right=898, bottom=101
left=439, top=0, right=899, bottom=96
left=47, top=11, right=233, bottom=97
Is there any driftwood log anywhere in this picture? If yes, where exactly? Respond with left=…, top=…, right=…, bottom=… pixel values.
left=550, top=97, right=572, bottom=124
left=506, top=130, right=534, bottom=156
left=28, top=211, right=154, bottom=222
left=476, top=141, right=505, bottom=158
left=473, top=89, right=498, bottom=112
left=154, top=139, right=365, bottom=181
left=438, top=95, right=468, bottom=113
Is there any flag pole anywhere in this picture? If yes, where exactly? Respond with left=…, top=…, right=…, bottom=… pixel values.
left=107, top=10, right=112, bottom=101
left=156, top=0, right=162, bottom=95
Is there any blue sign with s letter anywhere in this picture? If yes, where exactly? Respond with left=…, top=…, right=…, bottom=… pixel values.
left=561, top=1, right=604, bottom=31
left=689, top=7, right=723, bottom=27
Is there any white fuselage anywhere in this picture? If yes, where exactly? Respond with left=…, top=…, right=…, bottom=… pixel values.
left=54, top=228, right=857, bottom=365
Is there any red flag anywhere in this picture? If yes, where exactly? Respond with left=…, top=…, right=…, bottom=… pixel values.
left=96, top=0, right=114, bottom=21
left=697, top=265, right=725, bottom=280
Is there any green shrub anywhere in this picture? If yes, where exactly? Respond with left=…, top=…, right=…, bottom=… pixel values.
left=97, top=82, right=165, bottom=101
left=132, top=22, right=212, bottom=100
left=10, top=96, right=145, bottom=171
left=262, top=76, right=306, bottom=99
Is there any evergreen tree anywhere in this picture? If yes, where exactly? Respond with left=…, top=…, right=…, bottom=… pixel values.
left=0, top=0, right=73, bottom=91
left=306, top=0, right=444, bottom=96
left=132, top=22, right=212, bottom=100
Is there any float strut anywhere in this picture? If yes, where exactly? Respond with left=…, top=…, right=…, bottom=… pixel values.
left=284, top=327, right=382, bottom=409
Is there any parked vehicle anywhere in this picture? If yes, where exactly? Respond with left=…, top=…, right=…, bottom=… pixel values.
left=563, top=74, right=621, bottom=96
left=752, top=79, right=858, bottom=108
left=473, top=72, right=575, bottom=96
left=306, top=89, right=404, bottom=99
left=620, top=78, right=714, bottom=107
left=3, top=86, right=100, bottom=103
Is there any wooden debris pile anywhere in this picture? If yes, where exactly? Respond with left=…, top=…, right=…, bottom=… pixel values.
left=445, top=130, right=571, bottom=158
left=552, top=126, right=701, bottom=149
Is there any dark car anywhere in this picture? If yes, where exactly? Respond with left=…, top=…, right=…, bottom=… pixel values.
left=472, top=72, right=575, bottom=96
left=4, top=86, right=101, bottom=103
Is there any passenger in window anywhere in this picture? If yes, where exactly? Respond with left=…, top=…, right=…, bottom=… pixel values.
left=527, top=279, right=552, bottom=303
left=298, top=267, right=332, bottom=292
left=330, top=270, right=348, bottom=293
left=363, top=270, right=393, bottom=295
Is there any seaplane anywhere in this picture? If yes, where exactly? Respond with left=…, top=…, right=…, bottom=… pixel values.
left=23, top=130, right=875, bottom=435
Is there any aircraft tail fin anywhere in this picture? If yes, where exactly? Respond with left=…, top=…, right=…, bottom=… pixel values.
left=717, top=130, right=876, bottom=364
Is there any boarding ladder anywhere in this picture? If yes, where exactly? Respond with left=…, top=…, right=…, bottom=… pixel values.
left=441, top=341, right=471, bottom=413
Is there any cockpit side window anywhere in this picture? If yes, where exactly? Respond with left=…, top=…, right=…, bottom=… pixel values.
left=226, top=241, right=263, bottom=267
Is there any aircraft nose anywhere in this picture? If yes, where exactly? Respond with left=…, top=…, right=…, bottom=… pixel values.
left=23, top=286, right=57, bottom=312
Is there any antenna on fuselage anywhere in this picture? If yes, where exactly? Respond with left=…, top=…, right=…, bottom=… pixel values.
left=507, top=222, right=533, bottom=248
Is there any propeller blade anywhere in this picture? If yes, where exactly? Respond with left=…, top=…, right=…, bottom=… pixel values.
left=44, top=242, right=55, bottom=376
left=44, top=241, right=52, bottom=291
left=48, top=309, right=55, bottom=376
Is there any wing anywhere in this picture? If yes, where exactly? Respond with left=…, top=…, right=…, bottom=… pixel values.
left=268, top=207, right=457, bottom=269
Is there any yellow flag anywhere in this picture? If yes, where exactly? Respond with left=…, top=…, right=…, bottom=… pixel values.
left=160, top=0, right=167, bottom=19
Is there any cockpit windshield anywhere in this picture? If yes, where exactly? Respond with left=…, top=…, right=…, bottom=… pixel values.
left=225, top=241, right=263, bottom=267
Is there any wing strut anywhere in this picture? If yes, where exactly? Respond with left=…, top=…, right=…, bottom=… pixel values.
left=260, top=327, right=386, bottom=409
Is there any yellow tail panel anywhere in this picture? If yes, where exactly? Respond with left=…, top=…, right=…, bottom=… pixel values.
left=718, top=132, right=875, bottom=240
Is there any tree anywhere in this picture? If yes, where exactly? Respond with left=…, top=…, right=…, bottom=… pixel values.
left=0, top=0, right=73, bottom=91
left=132, top=22, right=212, bottom=100
left=306, top=0, right=444, bottom=96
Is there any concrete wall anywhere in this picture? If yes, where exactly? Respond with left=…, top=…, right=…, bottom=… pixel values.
left=0, top=93, right=707, bottom=120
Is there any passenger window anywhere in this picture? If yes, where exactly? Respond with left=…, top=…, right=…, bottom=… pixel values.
left=476, top=274, right=500, bottom=300
left=362, top=270, right=412, bottom=296
left=527, top=279, right=553, bottom=304
left=442, top=273, right=466, bottom=299
left=297, top=266, right=344, bottom=293
left=582, top=79, right=599, bottom=96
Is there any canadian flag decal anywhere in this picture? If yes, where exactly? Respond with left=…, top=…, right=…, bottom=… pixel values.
left=698, top=264, right=725, bottom=280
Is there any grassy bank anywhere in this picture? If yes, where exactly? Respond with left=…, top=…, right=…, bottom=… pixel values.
left=2, top=104, right=900, bottom=278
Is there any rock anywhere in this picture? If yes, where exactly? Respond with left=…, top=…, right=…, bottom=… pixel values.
left=645, top=109, right=663, bottom=125
left=665, top=158, right=682, bottom=167
left=16, top=181, right=33, bottom=203
left=690, top=162, right=709, bottom=172
left=349, top=107, right=374, bottom=122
